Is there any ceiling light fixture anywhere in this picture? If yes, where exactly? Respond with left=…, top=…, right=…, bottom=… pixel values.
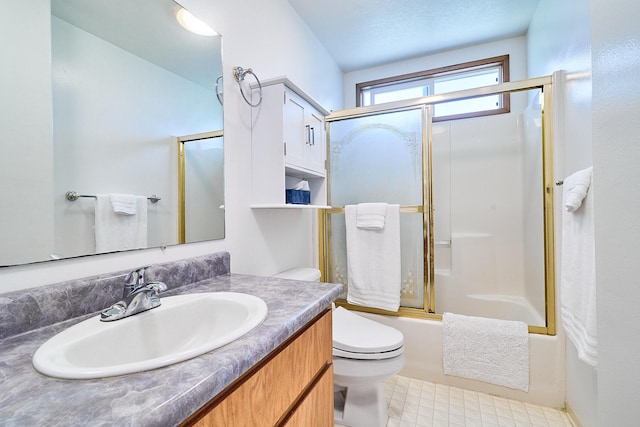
left=175, top=7, right=218, bottom=36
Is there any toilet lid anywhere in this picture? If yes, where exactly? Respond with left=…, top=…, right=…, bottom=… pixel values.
left=332, top=307, right=404, bottom=355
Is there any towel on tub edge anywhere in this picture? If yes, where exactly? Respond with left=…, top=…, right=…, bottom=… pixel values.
left=442, top=312, right=529, bottom=392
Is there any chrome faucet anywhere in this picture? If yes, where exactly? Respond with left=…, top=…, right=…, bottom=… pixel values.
left=100, top=266, right=167, bottom=322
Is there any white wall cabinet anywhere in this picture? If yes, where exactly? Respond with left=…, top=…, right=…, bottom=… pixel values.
left=251, top=78, right=329, bottom=208
left=282, top=88, right=325, bottom=174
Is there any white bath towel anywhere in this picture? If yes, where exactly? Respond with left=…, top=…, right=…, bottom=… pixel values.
left=563, top=167, right=592, bottom=212
left=442, top=312, right=529, bottom=391
left=345, top=203, right=401, bottom=311
left=95, top=194, right=148, bottom=253
left=110, top=193, right=138, bottom=215
left=561, top=167, right=597, bottom=366
left=356, top=202, right=388, bottom=230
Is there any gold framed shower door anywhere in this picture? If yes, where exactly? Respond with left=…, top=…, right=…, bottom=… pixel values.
left=319, top=76, right=557, bottom=335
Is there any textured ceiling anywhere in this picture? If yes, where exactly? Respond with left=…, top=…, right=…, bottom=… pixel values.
left=288, top=0, right=540, bottom=72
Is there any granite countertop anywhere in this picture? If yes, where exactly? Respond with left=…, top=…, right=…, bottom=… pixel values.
left=0, top=272, right=342, bottom=426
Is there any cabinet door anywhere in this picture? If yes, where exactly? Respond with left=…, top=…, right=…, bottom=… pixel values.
left=284, top=88, right=326, bottom=175
left=283, top=89, right=307, bottom=169
left=305, top=108, right=325, bottom=174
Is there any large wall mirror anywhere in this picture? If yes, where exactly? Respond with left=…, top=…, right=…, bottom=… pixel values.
left=0, top=0, right=223, bottom=267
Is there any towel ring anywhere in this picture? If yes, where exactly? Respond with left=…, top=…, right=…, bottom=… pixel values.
left=215, top=75, right=223, bottom=106
left=232, top=66, right=262, bottom=107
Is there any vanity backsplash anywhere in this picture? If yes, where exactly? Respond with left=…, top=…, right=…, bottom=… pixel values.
left=0, top=252, right=231, bottom=340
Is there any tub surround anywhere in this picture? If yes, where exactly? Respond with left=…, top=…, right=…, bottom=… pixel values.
left=0, top=252, right=342, bottom=426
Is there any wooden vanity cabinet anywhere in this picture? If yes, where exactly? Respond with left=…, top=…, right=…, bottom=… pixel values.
left=282, top=366, right=334, bottom=426
left=182, top=308, right=334, bottom=427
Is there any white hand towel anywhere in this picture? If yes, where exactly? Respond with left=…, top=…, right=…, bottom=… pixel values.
left=563, top=167, right=592, bottom=212
left=110, top=193, right=138, bottom=215
left=95, top=194, right=148, bottom=253
left=345, top=203, right=401, bottom=311
left=561, top=167, right=597, bottom=366
left=442, top=312, right=529, bottom=391
left=356, top=202, right=388, bottom=230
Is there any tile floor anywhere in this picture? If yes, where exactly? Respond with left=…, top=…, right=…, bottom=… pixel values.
left=336, top=375, right=575, bottom=427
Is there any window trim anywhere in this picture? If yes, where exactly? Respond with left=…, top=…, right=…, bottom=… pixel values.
left=355, top=55, right=510, bottom=122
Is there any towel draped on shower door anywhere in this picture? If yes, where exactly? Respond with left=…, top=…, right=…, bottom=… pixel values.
left=345, top=203, right=402, bottom=311
left=95, top=194, right=148, bottom=253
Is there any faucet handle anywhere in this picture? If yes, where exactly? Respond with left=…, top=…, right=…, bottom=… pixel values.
left=135, top=281, right=167, bottom=307
left=143, top=281, right=167, bottom=294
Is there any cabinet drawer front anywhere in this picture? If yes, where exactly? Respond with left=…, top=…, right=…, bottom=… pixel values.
left=191, top=310, right=332, bottom=427
left=280, top=365, right=334, bottom=427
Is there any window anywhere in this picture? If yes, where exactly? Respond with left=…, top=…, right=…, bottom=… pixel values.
left=356, top=55, right=510, bottom=121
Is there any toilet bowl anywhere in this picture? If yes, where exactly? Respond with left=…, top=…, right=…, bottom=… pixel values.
left=332, top=306, right=404, bottom=427
left=273, top=268, right=405, bottom=427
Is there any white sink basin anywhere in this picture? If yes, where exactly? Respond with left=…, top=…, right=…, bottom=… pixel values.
left=32, top=292, right=268, bottom=379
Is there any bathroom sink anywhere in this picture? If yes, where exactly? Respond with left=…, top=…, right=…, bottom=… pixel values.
left=32, top=292, right=268, bottom=379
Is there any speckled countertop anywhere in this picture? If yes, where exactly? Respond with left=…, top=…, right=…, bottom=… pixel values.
left=0, top=252, right=342, bottom=426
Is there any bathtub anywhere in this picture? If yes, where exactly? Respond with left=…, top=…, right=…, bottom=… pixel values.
left=357, top=311, right=565, bottom=409
left=453, top=293, right=546, bottom=326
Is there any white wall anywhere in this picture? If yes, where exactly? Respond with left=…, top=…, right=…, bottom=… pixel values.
left=591, top=0, right=640, bottom=423
left=0, top=0, right=343, bottom=293
left=0, top=0, right=54, bottom=265
left=527, top=0, right=596, bottom=425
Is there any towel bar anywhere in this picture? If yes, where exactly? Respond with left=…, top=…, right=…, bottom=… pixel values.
left=65, top=191, right=161, bottom=203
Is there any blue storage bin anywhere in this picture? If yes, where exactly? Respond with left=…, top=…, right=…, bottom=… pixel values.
left=286, top=189, right=311, bottom=205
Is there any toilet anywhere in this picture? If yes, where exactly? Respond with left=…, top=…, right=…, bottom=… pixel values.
left=273, top=268, right=405, bottom=427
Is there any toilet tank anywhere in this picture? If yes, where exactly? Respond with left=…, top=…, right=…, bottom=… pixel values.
left=273, top=268, right=321, bottom=282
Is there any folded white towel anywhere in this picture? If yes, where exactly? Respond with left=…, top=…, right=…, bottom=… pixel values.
left=355, top=202, right=388, bottom=230
left=563, top=167, right=592, bottom=212
left=110, top=193, right=138, bottom=215
left=561, top=167, right=597, bottom=366
left=442, top=312, right=529, bottom=391
left=95, top=194, right=148, bottom=253
left=345, top=204, right=401, bottom=311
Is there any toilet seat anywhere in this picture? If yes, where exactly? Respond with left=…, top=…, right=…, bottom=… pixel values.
left=332, top=307, right=404, bottom=360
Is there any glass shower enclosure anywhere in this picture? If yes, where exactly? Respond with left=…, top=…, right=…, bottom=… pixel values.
left=321, top=77, right=556, bottom=334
